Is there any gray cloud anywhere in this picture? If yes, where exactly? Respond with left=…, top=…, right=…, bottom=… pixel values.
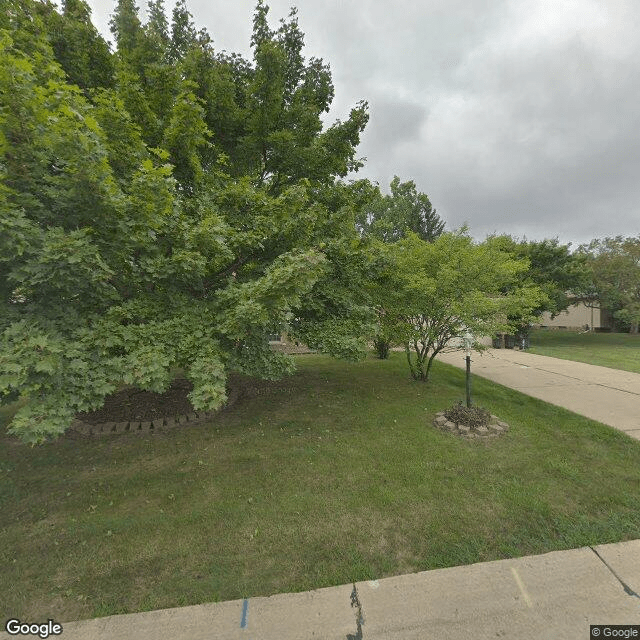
left=362, top=96, right=427, bottom=153
left=84, top=0, right=640, bottom=245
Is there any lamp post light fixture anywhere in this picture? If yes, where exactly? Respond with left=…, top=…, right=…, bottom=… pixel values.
left=463, top=330, right=473, bottom=408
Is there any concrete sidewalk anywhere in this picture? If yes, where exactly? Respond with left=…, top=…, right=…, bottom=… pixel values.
left=5, top=540, right=639, bottom=640
left=437, top=348, right=640, bottom=440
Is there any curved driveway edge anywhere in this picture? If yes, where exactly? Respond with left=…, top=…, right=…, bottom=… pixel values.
left=437, top=348, right=640, bottom=440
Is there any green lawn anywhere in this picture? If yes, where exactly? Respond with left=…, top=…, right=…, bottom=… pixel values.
left=2, top=352, right=640, bottom=624
left=528, top=329, right=640, bottom=373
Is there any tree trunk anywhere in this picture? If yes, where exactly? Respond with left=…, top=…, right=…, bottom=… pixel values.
left=405, top=344, right=418, bottom=380
left=423, top=351, right=440, bottom=383
left=374, top=339, right=390, bottom=359
left=414, top=346, right=427, bottom=381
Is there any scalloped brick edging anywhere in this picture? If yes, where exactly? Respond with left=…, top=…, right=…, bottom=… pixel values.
left=432, top=411, right=510, bottom=440
left=70, top=386, right=242, bottom=438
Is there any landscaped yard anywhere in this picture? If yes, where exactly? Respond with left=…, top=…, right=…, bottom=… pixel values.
left=2, top=352, right=640, bottom=624
left=528, top=328, right=640, bottom=373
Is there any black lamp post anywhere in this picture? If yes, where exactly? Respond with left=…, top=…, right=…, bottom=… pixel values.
left=463, top=330, right=473, bottom=408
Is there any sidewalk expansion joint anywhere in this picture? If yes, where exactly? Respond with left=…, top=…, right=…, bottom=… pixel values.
left=590, top=546, right=640, bottom=601
left=347, top=583, right=365, bottom=639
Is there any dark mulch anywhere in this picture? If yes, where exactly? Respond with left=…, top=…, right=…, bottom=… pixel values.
left=75, top=373, right=265, bottom=425
left=77, top=378, right=196, bottom=425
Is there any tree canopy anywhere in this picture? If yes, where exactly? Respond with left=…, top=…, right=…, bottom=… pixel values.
left=1, top=0, right=568, bottom=444
left=484, top=235, right=587, bottom=334
left=375, top=231, right=544, bottom=381
left=356, top=176, right=445, bottom=358
left=0, top=0, right=374, bottom=443
left=357, top=175, right=444, bottom=243
left=578, top=236, right=640, bottom=333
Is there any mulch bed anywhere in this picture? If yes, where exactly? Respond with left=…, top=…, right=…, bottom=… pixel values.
left=75, top=373, right=266, bottom=425
left=76, top=378, right=197, bottom=425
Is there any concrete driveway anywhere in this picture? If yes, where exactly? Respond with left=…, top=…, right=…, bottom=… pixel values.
left=437, top=348, right=640, bottom=441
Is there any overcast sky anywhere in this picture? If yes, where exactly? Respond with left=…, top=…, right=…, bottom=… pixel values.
left=84, top=0, right=640, bottom=247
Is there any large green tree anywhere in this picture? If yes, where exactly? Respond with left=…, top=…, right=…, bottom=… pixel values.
left=237, top=2, right=368, bottom=192
left=377, top=232, right=544, bottom=382
left=36, top=0, right=115, bottom=91
left=0, top=1, right=374, bottom=443
left=357, top=175, right=444, bottom=243
left=105, top=0, right=369, bottom=196
left=579, top=236, right=640, bottom=333
left=485, top=236, right=587, bottom=337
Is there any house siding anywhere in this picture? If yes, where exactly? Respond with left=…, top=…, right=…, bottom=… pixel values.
left=536, top=302, right=603, bottom=329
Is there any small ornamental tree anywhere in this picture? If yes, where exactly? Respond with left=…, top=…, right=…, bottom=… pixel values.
left=357, top=176, right=445, bottom=358
left=379, top=231, right=544, bottom=382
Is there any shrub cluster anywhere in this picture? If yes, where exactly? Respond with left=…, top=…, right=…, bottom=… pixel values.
left=444, top=403, right=491, bottom=428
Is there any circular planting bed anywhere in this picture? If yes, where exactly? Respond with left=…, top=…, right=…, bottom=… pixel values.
left=433, top=410, right=510, bottom=439
left=71, top=376, right=243, bottom=437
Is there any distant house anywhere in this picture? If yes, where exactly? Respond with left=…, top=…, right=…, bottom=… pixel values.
left=268, top=332, right=314, bottom=353
left=536, top=300, right=614, bottom=331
